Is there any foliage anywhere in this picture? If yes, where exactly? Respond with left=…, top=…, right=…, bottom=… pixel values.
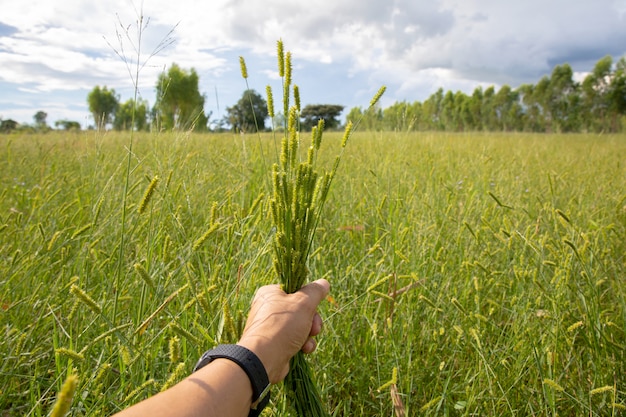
left=300, top=104, right=345, bottom=131
left=87, top=86, right=120, bottom=129
left=54, top=120, right=82, bottom=131
left=350, top=55, right=626, bottom=133
left=154, top=63, right=208, bottom=131
left=114, top=99, right=149, bottom=131
left=0, top=118, right=18, bottom=133
left=33, top=111, right=49, bottom=132
left=0, top=131, right=624, bottom=417
left=224, top=89, right=269, bottom=133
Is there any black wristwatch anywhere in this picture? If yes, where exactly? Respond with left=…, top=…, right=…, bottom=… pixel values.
left=193, top=344, right=270, bottom=416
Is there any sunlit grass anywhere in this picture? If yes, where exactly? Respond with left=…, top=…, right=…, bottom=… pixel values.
left=0, top=131, right=624, bottom=416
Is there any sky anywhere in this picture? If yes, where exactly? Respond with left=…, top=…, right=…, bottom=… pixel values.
left=1, top=0, right=626, bottom=128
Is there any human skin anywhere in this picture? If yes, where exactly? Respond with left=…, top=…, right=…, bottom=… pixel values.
left=113, top=279, right=330, bottom=417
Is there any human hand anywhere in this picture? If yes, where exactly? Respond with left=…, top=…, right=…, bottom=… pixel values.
left=237, top=279, right=330, bottom=384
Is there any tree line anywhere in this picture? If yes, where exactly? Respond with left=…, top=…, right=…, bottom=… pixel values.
left=85, top=64, right=344, bottom=133
left=3, top=54, right=625, bottom=134
left=348, top=55, right=626, bottom=133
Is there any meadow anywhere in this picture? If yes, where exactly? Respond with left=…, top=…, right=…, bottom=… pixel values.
left=0, top=130, right=624, bottom=416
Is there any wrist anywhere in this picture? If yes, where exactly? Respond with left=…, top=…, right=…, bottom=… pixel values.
left=237, top=337, right=282, bottom=384
left=193, top=344, right=271, bottom=416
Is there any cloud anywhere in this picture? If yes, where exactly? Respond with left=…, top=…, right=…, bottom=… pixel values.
left=2, top=0, right=626, bottom=125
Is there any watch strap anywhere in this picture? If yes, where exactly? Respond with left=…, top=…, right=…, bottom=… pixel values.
left=193, top=344, right=270, bottom=416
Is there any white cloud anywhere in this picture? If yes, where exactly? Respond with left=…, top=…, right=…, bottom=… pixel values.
left=1, top=0, right=626, bottom=125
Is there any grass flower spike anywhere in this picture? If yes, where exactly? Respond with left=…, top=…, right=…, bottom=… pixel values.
left=50, top=374, right=78, bottom=417
left=238, top=40, right=385, bottom=417
left=239, top=56, right=248, bottom=79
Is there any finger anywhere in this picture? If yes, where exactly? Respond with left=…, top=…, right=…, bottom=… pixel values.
left=299, top=279, right=330, bottom=306
left=310, top=313, right=323, bottom=337
left=301, top=337, right=317, bottom=354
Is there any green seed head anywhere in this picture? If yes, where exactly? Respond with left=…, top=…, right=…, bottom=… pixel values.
left=369, top=86, right=386, bottom=108
left=70, top=283, right=102, bottom=315
left=266, top=85, right=275, bottom=118
left=314, top=119, right=324, bottom=150
left=138, top=175, right=159, bottom=214
left=161, top=362, right=186, bottom=392
left=294, top=84, right=301, bottom=112
left=285, top=51, right=292, bottom=87
left=239, top=56, right=248, bottom=79
left=50, top=374, right=78, bottom=417
left=341, top=120, right=353, bottom=148
left=277, top=39, right=285, bottom=77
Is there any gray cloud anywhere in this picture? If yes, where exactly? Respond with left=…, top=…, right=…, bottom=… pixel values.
left=206, top=0, right=626, bottom=90
left=2, top=0, right=626, bottom=125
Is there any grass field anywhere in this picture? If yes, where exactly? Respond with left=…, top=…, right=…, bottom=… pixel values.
left=0, top=130, right=625, bottom=416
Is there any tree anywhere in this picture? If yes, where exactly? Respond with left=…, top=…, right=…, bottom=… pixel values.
left=225, top=90, right=269, bottom=133
left=346, top=107, right=364, bottom=125
left=114, top=99, right=149, bottom=131
left=300, top=104, right=344, bottom=131
left=608, top=57, right=626, bottom=130
left=581, top=55, right=626, bottom=132
left=481, top=86, right=497, bottom=130
left=546, top=64, right=579, bottom=132
left=0, top=119, right=18, bottom=134
left=55, top=120, right=81, bottom=131
left=154, top=63, right=208, bottom=131
left=382, top=101, right=421, bottom=131
left=518, top=84, right=544, bottom=132
left=492, top=85, right=520, bottom=131
left=33, top=111, right=48, bottom=131
left=422, top=88, right=444, bottom=130
left=87, top=86, right=119, bottom=129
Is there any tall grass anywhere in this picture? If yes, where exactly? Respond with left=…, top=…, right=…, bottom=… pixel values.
left=0, top=131, right=624, bottom=416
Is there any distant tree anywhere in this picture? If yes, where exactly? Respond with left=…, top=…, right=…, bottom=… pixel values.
left=440, top=90, right=457, bottom=130
left=545, top=64, right=579, bottom=132
left=338, top=54, right=626, bottom=134
left=87, top=86, right=119, bottom=129
left=581, top=55, right=626, bottom=132
left=468, top=87, right=484, bottom=131
left=346, top=107, right=363, bottom=124
left=518, top=84, right=544, bottom=132
left=154, top=63, right=208, bottom=131
left=493, top=85, right=520, bottom=131
left=480, top=86, right=496, bottom=130
left=363, top=106, right=384, bottom=131
left=382, top=101, right=421, bottom=131
left=114, top=99, right=149, bottom=131
left=225, top=90, right=268, bottom=133
left=609, top=57, right=626, bottom=128
left=422, top=88, right=444, bottom=130
left=54, top=120, right=81, bottom=131
left=271, top=112, right=286, bottom=131
left=0, top=119, right=18, bottom=133
left=300, top=104, right=344, bottom=131
left=33, top=111, right=49, bottom=131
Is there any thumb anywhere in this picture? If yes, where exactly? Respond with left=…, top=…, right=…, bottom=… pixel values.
left=299, top=279, right=330, bottom=307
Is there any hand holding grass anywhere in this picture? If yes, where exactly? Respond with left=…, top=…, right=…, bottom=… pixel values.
left=238, top=279, right=330, bottom=383
left=113, top=280, right=330, bottom=417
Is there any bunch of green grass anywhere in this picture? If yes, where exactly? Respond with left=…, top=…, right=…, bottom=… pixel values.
left=239, top=40, right=385, bottom=416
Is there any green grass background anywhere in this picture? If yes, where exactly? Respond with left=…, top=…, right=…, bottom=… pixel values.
left=1, top=131, right=624, bottom=416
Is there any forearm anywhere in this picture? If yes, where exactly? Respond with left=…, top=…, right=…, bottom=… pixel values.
left=113, top=359, right=253, bottom=417
left=113, top=279, right=329, bottom=416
